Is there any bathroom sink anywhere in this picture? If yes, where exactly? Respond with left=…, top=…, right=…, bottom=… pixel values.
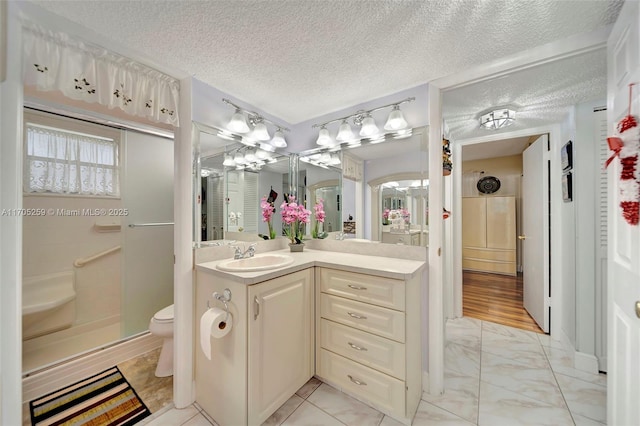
left=216, top=254, right=295, bottom=272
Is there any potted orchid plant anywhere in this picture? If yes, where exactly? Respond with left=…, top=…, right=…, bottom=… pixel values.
left=312, top=198, right=328, bottom=239
left=382, top=208, right=390, bottom=225
left=280, top=195, right=311, bottom=251
left=260, top=196, right=276, bottom=240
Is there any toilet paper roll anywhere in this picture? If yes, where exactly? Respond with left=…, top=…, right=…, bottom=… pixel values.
left=200, top=307, right=233, bottom=360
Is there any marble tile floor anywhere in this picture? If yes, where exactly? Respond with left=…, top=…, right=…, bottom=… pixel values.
left=141, top=317, right=607, bottom=426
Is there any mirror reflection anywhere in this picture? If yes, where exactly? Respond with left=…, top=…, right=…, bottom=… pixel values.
left=194, top=122, right=291, bottom=246
left=299, top=158, right=343, bottom=238
left=380, top=179, right=428, bottom=246
left=337, top=125, right=429, bottom=245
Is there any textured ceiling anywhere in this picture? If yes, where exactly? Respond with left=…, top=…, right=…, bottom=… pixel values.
left=28, top=0, right=623, bottom=126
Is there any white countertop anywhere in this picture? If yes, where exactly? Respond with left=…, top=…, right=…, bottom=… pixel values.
left=196, top=248, right=426, bottom=285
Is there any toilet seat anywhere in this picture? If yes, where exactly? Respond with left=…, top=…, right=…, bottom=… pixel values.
left=153, top=304, right=174, bottom=323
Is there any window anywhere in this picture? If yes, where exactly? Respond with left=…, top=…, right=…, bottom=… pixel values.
left=24, top=121, right=120, bottom=196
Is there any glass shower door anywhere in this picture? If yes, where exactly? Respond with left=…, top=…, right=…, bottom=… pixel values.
left=121, top=131, right=174, bottom=336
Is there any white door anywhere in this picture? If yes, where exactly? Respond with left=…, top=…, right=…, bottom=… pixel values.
left=522, top=134, right=550, bottom=332
left=607, top=1, right=640, bottom=423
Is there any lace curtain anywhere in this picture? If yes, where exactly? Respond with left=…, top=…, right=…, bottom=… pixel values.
left=25, top=124, right=120, bottom=196
left=22, top=25, right=180, bottom=127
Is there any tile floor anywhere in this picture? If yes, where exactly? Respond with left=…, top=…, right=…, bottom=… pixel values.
left=140, top=317, right=607, bottom=425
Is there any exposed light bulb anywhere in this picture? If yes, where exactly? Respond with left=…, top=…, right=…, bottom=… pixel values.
left=359, top=115, right=379, bottom=137
left=316, top=126, right=332, bottom=146
left=227, top=109, right=250, bottom=133
left=384, top=105, right=408, bottom=130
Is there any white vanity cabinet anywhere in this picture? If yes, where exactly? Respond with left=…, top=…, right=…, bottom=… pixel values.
left=195, top=268, right=314, bottom=426
left=315, top=267, right=422, bottom=425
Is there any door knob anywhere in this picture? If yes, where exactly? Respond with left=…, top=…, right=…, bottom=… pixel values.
left=635, top=301, right=640, bottom=319
left=518, top=235, right=526, bottom=240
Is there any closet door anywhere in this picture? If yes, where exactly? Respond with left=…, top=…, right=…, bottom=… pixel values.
left=486, top=197, right=516, bottom=250
left=462, top=197, right=486, bottom=248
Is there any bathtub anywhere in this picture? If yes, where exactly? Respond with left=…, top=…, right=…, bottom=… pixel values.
left=23, top=271, right=76, bottom=340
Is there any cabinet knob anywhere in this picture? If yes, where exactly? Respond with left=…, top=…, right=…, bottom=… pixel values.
left=518, top=235, right=526, bottom=240
left=635, top=301, right=640, bottom=319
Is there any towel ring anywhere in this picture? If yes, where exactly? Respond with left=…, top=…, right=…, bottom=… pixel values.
left=207, top=288, right=232, bottom=323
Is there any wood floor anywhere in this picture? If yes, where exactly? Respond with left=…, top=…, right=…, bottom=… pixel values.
left=463, top=270, right=544, bottom=334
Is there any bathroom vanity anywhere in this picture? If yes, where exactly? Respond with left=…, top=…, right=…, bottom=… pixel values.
left=195, top=247, right=425, bottom=425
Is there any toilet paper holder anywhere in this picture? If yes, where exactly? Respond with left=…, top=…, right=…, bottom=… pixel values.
left=208, top=288, right=232, bottom=322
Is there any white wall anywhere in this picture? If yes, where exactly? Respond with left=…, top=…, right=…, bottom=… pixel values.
left=23, top=196, right=122, bottom=328
left=558, top=111, right=577, bottom=347
left=574, top=99, right=606, bottom=362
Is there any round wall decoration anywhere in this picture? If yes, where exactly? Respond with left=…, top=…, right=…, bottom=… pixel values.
left=477, top=176, right=501, bottom=194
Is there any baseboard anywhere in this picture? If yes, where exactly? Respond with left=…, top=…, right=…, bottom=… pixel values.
left=556, top=328, right=600, bottom=375
left=421, top=370, right=430, bottom=400
left=574, top=351, right=600, bottom=374
left=23, top=332, right=162, bottom=403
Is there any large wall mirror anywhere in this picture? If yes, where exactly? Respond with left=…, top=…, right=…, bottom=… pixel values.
left=193, top=122, right=291, bottom=246
left=336, top=125, right=429, bottom=246
left=298, top=157, right=343, bottom=236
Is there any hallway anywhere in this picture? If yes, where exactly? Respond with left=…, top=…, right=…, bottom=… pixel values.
left=432, top=317, right=607, bottom=425
left=463, top=271, right=543, bottom=333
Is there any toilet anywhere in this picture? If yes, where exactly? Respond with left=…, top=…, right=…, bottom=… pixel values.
left=149, top=304, right=174, bottom=377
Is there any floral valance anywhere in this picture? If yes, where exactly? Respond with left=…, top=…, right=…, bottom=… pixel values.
left=22, top=26, right=180, bottom=127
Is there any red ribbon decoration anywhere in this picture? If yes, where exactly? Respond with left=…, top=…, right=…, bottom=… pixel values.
left=605, top=137, right=624, bottom=169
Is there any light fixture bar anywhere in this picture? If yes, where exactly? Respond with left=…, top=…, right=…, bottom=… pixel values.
left=222, top=98, right=290, bottom=132
left=311, top=97, right=415, bottom=129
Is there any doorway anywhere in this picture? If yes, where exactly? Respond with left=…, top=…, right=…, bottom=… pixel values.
left=457, top=134, right=550, bottom=333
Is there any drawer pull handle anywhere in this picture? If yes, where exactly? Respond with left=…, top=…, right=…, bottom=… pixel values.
left=348, top=342, right=368, bottom=351
left=347, top=312, right=367, bottom=320
left=348, top=375, right=367, bottom=386
left=348, top=284, right=368, bottom=291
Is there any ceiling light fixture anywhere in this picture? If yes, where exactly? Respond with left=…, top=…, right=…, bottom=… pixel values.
left=222, top=98, right=290, bottom=147
left=479, top=108, right=516, bottom=130
left=311, top=97, right=414, bottom=146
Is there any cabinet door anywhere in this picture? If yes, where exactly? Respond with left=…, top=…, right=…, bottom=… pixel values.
left=462, top=197, right=487, bottom=248
left=248, top=268, right=314, bottom=425
left=486, top=196, right=516, bottom=249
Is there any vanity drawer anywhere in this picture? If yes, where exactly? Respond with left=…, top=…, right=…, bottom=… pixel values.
left=320, top=268, right=405, bottom=311
left=318, top=349, right=405, bottom=417
left=320, top=294, right=405, bottom=342
left=320, top=319, right=405, bottom=380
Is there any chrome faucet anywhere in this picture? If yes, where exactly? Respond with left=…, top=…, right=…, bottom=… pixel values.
left=233, top=243, right=257, bottom=259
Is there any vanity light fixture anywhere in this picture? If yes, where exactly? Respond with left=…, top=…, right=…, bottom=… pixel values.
left=336, top=120, right=355, bottom=142
left=384, top=105, right=408, bottom=130
left=233, top=151, right=246, bottom=165
left=311, top=97, right=414, bottom=146
left=251, top=120, right=271, bottom=141
left=270, top=128, right=288, bottom=148
left=244, top=148, right=257, bottom=163
left=479, top=108, right=516, bottom=130
left=359, top=113, right=379, bottom=137
left=222, top=154, right=235, bottom=167
left=316, top=126, right=333, bottom=146
left=227, top=108, right=250, bottom=133
left=222, top=98, right=290, bottom=147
